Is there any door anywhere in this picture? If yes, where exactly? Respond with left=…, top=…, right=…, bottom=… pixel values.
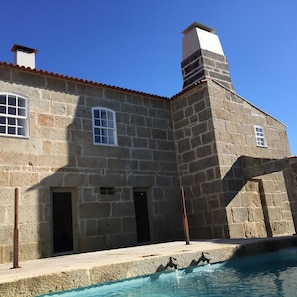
left=51, top=190, right=75, bottom=254
left=133, top=190, right=151, bottom=243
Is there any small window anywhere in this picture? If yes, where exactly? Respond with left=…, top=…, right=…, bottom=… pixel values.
left=100, top=187, right=115, bottom=195
left=0, top=93, right=29, bottom=138
left=254, top=125, right=267, bottom=147
left=92, top=107, right=117, bottom=146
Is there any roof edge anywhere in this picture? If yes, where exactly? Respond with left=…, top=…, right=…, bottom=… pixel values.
left=0, top=61, right=169, bottom=100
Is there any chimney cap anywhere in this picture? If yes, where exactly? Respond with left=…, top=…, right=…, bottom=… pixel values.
left=11, top=44, right=38, bottom=54
left=182, top=22, right=216, bottom=35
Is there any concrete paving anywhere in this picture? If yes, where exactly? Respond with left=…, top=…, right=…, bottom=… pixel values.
left=0, top=236, right=296, bottom=296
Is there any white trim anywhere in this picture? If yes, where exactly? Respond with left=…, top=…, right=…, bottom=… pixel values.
left=0, top=92, right=29, bottom=138
left=254, top=125, right=267, bottom=148
left=92, top=107, right=118, bottom=146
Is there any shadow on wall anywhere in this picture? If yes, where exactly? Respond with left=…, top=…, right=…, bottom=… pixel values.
left=222, top=156, right=297, bottom=237
left=284, top=164, right=297, bottom=233
left=27, top=95, right=87, bottom=258
left=222, top=156, right=247, bottom=206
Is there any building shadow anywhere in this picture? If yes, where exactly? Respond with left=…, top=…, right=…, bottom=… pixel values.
left=222, top=155, right=297, bottom=238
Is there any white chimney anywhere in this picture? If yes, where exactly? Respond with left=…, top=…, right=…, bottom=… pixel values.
left=11, top=44, right=38, bottom=69
left=181, top=22, right=234, bottom=91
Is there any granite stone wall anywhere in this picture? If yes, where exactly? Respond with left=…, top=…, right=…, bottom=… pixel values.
left=172, top=82, right=228, bottom=239
left=209, top=80, right=295, bottom=238
left=0, top=66, right=182, bottom=263
left=0, top=64, right=296, bottom=264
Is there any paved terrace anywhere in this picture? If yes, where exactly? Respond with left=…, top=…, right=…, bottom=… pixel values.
left=1, top=236, right=297, bottom=296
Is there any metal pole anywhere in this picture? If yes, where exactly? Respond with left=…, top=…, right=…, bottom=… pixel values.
left=13, top=188, right=20, bottom=268
left=181, top=187, right=190, bottom=245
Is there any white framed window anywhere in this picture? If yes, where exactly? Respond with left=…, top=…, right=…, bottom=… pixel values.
left=92, top=107, right=117, bottom=146
left=254, top=125, right=267, bottom=147
left=0, top=93, right=29, bottom=138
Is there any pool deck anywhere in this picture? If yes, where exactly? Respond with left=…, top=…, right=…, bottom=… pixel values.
left=1, top=236, right=297, bottom=296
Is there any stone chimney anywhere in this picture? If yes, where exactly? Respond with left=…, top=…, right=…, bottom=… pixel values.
left=181, top=22, right=234, bottom=91
left=11, top=44, right=38, bottom=69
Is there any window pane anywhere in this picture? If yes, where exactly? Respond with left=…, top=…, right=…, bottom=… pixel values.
left=8, top=126, right=16, bottom=134
left=17, top=118, right=25, bottom=127
left=94, top=128, right=100, bottom=135
left=92, top=107, right=117, bottom=146
left=101, top=110, right=107, bottom=119
left=8, top=96, right=16, bottom=106
left=0, top=94, right=28, bottom=137
left=94, top=109, right=100, bottom=118
left=17, top=127, right=24, bottom=135
left=8, top=118, right=16, bottom=125
left=108, top=120, right=114, bottom=128
left=8, top=107, right=16, bottom=115
left=107, top=111, right=113, bottom=120
left=18, top=108, right=26, bottom=116
left=0, top=106, right=6, bottom=114
left=18, top=98, right=26, bottom=107
left=0, top=95, right=6, bottom=104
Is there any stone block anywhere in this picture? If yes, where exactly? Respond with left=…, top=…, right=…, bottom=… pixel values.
left=131, top=149, right=152, bottom=160
left=80, top=202, right=111, bottom=219
left=212, top=208, right=227, bottom=225
left=195, top=145, right=212, bottom=158
left=99, top=218, right=122, bottom=235
left=46, top=77, right=67, bottom=92
left=111, top=202, right=134, bottom=217
left=64, top=173, right=86, bottom=186
left=80, top=235, right=107, bottom=252
left=11, top=70, right=45, bottom=87
left=9, top=172, right=39, bottom=187
left=121, top=102, right=148, bottom=116
left=201, top=131, right=216, bottom=145
left=122, top=217, right=137, bottom=233
left=182, top=151, right=195, bottom=163
left=213, top=108, right=229, bottom=120
left=76, top=83, right=103, bottom=97
left=86, top=219, right=98, bottom=236
left=0, top=66, right=10, bottom=81
left=0, top=225, right=13, bottom=245
left=107, top=233, right=136, bottom=248
left=0, top=170, right=9, bottom=187
left=201, top=180, right=223, bottom=195
left=231, top=207, right=248, bottom=223
left=136, top=126, right=150, bottom=137
left=229, top=223, right=245, bottom=238
left=244, top=222, right=258, bottom=238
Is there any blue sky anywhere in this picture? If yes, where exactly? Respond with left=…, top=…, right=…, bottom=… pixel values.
left=1, top=0, right=296, bottom=155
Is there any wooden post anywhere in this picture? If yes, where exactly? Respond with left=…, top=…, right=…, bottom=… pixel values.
left=13, top=188, right=20, bottom=268
left=181, top=187, right=190, bottom=245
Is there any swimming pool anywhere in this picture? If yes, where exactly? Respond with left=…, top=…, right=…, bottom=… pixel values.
left=38, top=248, right=297, bottom=297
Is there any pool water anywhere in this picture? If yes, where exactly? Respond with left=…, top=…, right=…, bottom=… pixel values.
left=38, top=248, right=297, bottom=297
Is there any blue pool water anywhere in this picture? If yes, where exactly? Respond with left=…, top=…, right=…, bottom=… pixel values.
left=38, top=248, right=297, bottom=297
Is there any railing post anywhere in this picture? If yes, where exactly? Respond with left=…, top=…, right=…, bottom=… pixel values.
left=181, top=187, right=190, bottom=245
left=13, top=187, right=20, bottom=268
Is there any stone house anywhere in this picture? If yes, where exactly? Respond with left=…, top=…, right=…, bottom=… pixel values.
left=0, top=22, right=296, bottom=264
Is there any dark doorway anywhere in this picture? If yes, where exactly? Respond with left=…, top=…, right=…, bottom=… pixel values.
left=52, top=192, right=74, bottom=254
left=133, top=190, right=151, bottom=243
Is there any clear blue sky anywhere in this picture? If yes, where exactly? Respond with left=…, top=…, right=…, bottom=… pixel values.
left=1, top=0, right=296, bottom=155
